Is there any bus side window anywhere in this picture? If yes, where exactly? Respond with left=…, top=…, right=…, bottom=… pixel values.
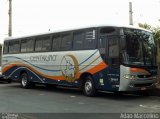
left=21, top=38, right=34, bottom=53
left=61, top=34, right=72, bottom=51
left=3, top=42, right=9, bottom=54
left=84, top=29, right=96, bottom=49
left=35, top=38, right=42, bottom=52
left=9, top=40, right=20, bottom=53
left=52, top=36, right=61, bottom=51
left=9, top=41, right=13, bottom=53
left=27, top=38, right=34, bottom=52
left=73, top=31, right=84, bottom=50
left=14, top=41, right=20, bottom=53
left=21, top=39, right=27, bottom=52
left=42, top=36, right=51, bottom=51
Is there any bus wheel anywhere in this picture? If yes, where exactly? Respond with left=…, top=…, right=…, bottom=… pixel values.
left=83, top=76, right=97, bottom=97
left=20, top=73, right=34, bottom=89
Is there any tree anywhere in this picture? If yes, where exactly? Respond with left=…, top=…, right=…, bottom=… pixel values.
left=138, top=23, right=160, bottom=42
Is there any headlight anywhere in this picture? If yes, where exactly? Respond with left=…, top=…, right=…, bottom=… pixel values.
left=124, top=74, right=137, bottom=80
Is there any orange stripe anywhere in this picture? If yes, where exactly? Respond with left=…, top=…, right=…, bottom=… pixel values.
left=130, top=68, right=150, bottom=74
left=2, top=61, right=25, bottom=73
left=2, top=62, right=65, bottom=80
left=87, top=61, right=108, bottom=74
left=2, top=64, right=17, bottom=73
left=23, top=64, right=65, bottom=80
left=3, top=61, right=108, bottom=80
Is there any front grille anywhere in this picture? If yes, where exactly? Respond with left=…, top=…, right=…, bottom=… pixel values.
left=134, top=83, right=153, bottom=87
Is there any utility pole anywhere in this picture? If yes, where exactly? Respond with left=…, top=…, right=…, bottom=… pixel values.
left=8, top=0, right=12, bottom=36
left=129, top=2, right=133, bottom=25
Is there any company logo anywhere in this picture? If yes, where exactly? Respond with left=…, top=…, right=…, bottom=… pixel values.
left=60, top=55, right=79, bottom=82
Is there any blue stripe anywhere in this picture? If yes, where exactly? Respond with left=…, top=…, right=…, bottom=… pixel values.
left=79, top=50, right=98, bottom=65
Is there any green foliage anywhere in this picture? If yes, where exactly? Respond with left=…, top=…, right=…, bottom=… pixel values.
left=138, top=23, right=160, bottom=42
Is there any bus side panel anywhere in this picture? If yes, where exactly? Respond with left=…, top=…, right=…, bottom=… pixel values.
left=1, top=50, right=103, bottom=85
left=2, top=49, right=122, bottom=91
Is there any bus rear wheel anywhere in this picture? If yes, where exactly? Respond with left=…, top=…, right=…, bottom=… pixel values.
left=20, top=73, right=34, bottom=89
left=83, top=76, right=97, bottom=97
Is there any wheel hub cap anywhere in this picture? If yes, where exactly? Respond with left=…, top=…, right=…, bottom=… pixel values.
left=22, top=77, right=27, bottom=86
left=85, top=80, right=92, bottom=93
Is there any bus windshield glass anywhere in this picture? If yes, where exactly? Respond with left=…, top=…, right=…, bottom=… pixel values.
left=122, top=28, right=156, bottom=66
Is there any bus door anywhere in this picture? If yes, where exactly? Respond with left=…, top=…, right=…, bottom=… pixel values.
left=98, top=36, right=120, bottom=90
left=107, top=36, right=120, bottom=90
left=98, top=36, right=107, bottom=62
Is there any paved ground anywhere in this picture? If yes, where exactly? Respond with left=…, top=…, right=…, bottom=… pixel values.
left=0, top=82, right=160, bottom=118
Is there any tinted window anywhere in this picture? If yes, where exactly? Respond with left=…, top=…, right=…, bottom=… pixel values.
left=27, top=38, right=34, bottom=52
left=35, top=38, right=42, bottom=51
left=73, top=32, right=84, bottom=50
left=52, top=36, right=61, bottom=51
left=21, top=38, right=34, bottom=52
left=108, top=36, right=119, bottom=57
left=61, top=34, right=72, bottom=50
left=21, top=39, right=27, bottom=52
left=9, top=40, right=20, bottom=53
left=3, top=42, right=9, bottom=54
left=84, top=30, right=96, bottom=49
left=14, top=41, right=20, bottom=53
left=42, top=36, right=51, bottom=51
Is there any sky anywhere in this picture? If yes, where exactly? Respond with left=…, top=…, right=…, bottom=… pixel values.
left=0, top=0, right=160, bottom=44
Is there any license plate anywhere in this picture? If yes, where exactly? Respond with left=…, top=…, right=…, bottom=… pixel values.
left=141, top=87, right=146, bottom=90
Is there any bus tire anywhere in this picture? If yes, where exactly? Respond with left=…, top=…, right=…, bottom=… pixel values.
left=20, top=73, right=34, bottom=89
left=83, top=76, right=97, bottom=97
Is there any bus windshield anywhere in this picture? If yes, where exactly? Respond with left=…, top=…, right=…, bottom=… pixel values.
left=122, top=28, right=156, bottom=66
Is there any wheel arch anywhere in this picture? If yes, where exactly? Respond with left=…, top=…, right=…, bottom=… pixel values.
left=20, top=70, right=28, bottom=77
left=79, top=72, right=93, bottom=86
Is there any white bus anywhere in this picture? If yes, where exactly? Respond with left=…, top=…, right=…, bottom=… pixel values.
left=2, top=25, right=158, bottom=96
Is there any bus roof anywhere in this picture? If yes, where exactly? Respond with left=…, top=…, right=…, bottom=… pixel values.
left=4, top=24, right=152, bottom=41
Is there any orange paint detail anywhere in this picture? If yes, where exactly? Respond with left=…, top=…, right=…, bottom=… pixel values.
left=3, top=60, right=108, bottom=81
left=2, top=62, right=65, bottom=80
left=2, top=64, right=16, bottom=73
left=130, top=68, right=149, bottom=74
left=87, top=61, right=108, bottom=74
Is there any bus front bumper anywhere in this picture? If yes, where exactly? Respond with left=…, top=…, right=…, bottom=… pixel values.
left=119, top=78, right=157, bottom=91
